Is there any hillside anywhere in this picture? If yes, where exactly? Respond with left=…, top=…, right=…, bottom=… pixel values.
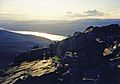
left=0, top=30, right=52, bottom=68
left=0, top=24, right=120, bottom=84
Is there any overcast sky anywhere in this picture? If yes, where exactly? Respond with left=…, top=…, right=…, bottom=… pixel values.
left=0, top=0, right=120, bottom=20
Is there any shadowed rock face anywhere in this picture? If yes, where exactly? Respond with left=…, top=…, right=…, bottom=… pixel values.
left=0, top=24, right=120, bottom=84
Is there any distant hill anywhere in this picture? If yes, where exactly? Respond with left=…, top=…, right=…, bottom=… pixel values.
left=0, top=19, right=120, bottom=36
left=0, top=30, right=52, bottom=68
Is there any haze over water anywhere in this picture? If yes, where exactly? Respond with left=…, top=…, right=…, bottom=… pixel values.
left=0, top=27, right=67, bottom=41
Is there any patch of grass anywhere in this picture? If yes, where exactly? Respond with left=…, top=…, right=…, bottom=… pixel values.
left=52, top=56, right=61, bottom=62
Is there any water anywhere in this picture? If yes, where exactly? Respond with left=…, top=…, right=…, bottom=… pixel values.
left=0, top=27, right=67, bottom=41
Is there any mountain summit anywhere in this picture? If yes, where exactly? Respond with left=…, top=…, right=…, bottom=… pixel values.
left=0, top=24, right=120, bottom=84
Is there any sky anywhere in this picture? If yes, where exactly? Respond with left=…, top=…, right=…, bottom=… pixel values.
left=0, top=0, right=120, bottom=20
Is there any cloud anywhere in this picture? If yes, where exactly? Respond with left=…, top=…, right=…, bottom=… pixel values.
left=66, top=10, right=108, bottom=18
left=0, top=13, right=28, bottom=20
left=66, top=11, right=73, bottom=14
left=84, top=10, right=106, bottom=16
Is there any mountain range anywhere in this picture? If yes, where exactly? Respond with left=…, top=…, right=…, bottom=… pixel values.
left=0, top=19, right=120, bottom=36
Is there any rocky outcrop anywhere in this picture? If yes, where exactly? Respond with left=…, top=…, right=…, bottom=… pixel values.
left=51, top=24, right=120, bottom=84
left=0, top=24, right=120, bottom=84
